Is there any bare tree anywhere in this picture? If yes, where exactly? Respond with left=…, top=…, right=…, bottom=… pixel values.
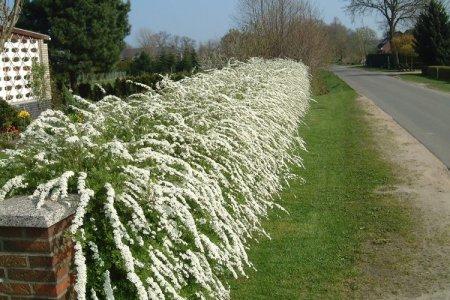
left=345, top=0, right=427, bottom=65
left=198, top=40, right=227, bottom=69
left=136, top=28, right=155, bottom=54
left=236, top=0, right=307, bottom=58
left=287, top=17, right=333, bottom=70
left=231, top=0, right=332, bottom=72
left=327, top=17, right=352, bottom=62
left=136, top=29, right=196, bottom=58
left=0, top=0, right=22, bottom=53
left=179, top=36, right=195, bottom=51
left=137, top=29, right=170, bottom=56
left=355, top=27, right=378, bottom=60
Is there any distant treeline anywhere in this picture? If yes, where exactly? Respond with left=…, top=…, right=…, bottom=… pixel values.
left=121, top=30, right=200, bottom=76
left=123, top=50, right=199, bottom=76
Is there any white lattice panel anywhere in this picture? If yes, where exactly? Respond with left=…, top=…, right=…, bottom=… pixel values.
left=0, top=34, right=41, bottom=104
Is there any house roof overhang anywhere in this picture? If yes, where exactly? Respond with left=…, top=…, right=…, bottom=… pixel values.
left=1, top=26, right=50, bottom=41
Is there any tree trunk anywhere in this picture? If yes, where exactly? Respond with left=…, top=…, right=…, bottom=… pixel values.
left=388, top=22, right=400, bottom=69
left=0, top=0, right=23, bottom=53
left=69, top=72, right=78, bottom=90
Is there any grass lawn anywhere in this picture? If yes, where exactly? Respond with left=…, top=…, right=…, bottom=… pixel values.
left=230, top=71, right=410, bottom=299
left=399, top=74, right=450, bottom=93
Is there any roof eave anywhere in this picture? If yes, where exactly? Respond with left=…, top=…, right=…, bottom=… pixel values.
left=0, top=26, right=51, bottom=41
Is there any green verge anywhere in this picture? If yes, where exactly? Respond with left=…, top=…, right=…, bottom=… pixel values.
left=399, top=74, right=450, bottom=93
left=230, top=70, right=410, bottom=299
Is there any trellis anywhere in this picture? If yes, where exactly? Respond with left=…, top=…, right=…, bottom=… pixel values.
left=0, top=28, right=50, bottom=104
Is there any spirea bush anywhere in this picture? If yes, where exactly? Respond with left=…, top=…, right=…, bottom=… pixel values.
left=0, top=59, right=310, bottom=300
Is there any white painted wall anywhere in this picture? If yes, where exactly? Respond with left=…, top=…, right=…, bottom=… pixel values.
left=0, top=35, right=43, bottom=104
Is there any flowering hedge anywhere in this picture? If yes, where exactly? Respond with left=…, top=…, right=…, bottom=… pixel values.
left=0, top=59, right=310, bottom=299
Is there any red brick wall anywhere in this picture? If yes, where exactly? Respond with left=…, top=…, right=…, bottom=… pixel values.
left=0, top=217, right=74, bottom=300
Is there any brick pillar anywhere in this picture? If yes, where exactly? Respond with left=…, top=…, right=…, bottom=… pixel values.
left=38, top=40, right=52, bottom=101
left=0, top=197, right=77, bottom=300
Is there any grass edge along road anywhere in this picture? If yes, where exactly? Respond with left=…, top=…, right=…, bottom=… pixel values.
left=354, top=67, right=450, bottom=94
left=230, top=71, right=412, bottom=299
left=399, top=74, right=450, bottom=93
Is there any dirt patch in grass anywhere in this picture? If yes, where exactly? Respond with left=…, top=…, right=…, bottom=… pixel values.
left=356, top=96, right=450, bottom=299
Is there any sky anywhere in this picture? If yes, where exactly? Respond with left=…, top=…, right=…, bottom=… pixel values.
left=126, top=0, right=382, bottom=47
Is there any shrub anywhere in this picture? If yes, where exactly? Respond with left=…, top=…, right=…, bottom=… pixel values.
left=0, top=132, right=18, bottom=149
left=0, top=59, right=310, bottom=299
left=127, top=50, right=199, bottom=76
left=72, top=72, right=190, bottom=102
left=0, top=100, right=31, bottom=132
left=31, top=61, right=50, bottom=108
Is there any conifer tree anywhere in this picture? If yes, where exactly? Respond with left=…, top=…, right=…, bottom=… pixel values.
left=156, top=50, right=177, bottom=73
left=414, top=0, right=450, bottom=65
left=129, top=52, right=154, bottom=76
left=177, top=48, right=192, bottom=72
left=190, top=49, right=199, bottom=70
left=176, top=48, right=199, bottom=72
left=18, top=0, right=130, bottom=86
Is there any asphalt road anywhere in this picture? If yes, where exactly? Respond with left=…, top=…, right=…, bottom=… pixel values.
left=332, top=66, right=450, bottom=169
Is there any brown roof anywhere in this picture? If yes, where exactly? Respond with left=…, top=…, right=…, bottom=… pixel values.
left=1, top=27, right=50, bottom=41
left=120, top=47, right=142, bottom=60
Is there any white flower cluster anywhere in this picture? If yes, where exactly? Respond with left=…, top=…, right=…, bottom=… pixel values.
left=74, top=241, right=88, bottom=300
left=0, top=59, right=310, bottom=299
left=0, top=175, right=27, bottom=201
left=95, top=83, right=107, bottom=95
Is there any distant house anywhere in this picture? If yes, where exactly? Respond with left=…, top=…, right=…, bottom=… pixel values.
left=0, top=27, right=51, bottom=115
left=377, top=38, right=391, bottom=54
left=377, top=30, right=414, bottom=55
left=120, top=47, right=142, bottom=61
